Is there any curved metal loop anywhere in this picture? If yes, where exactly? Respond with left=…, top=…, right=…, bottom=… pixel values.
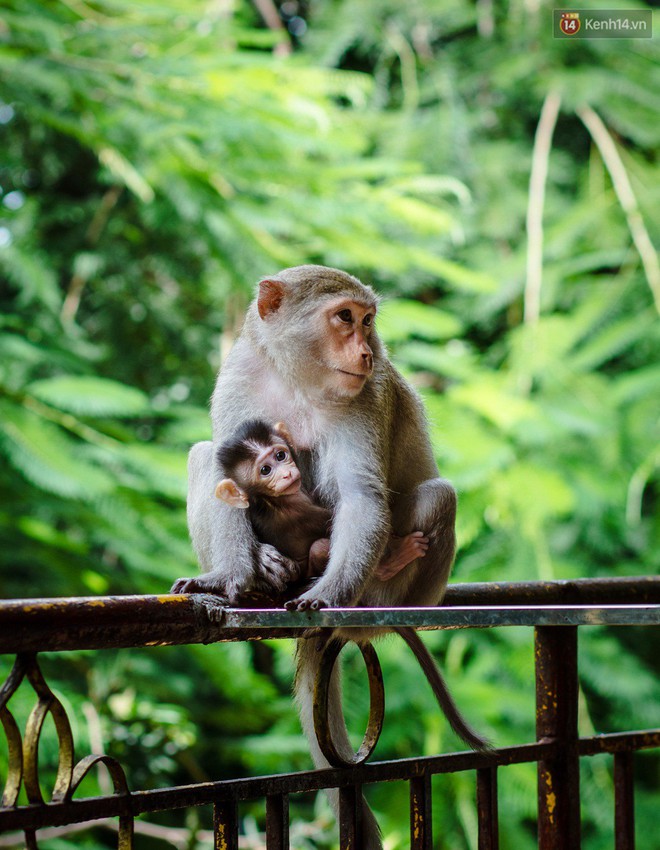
left=0, top=655, right=74, bottom=807
left=70, top=753, right=131, bottom=799
left=70, top=755, right=134, bottom=849
left=23, top=654, right=74, bottom=804
left=313, top=637, right=385, bottom=767
left=0, top=656, right=26, bottom=807
left=0, top=654, right=134, bottom=848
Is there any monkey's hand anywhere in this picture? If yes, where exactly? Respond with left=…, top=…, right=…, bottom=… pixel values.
left=253, top=543, right=305, bottom=593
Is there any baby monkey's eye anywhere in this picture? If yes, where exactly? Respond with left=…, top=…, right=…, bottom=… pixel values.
left=260, top=465, right=272, bottom=476
left=275, top=450, right=287, bottom=462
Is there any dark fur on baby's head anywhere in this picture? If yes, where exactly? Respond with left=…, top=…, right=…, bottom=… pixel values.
left=216, top=419, right=287, bottom=476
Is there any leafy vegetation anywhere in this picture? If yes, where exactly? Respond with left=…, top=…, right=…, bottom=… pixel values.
left=0, top=0, right=658, bottom=848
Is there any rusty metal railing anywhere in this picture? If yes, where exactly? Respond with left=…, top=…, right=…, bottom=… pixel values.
left=1, top=577, right=659, bottom=849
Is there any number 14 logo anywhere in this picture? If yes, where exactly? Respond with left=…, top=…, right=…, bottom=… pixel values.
left=560, top=12, right=581, bottom=35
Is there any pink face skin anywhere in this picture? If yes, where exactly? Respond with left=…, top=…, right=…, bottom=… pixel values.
left=320, top=297, right=376, bottom=398
left=252, top=442, right=302, bottom=496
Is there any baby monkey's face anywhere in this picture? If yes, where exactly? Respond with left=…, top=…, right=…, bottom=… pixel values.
left=249, top=441, right=301, bottom=497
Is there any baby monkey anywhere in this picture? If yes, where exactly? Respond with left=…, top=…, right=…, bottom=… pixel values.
left=215, top=418, right=489, bottom=752
left=215, top=419, right=430, bottom=589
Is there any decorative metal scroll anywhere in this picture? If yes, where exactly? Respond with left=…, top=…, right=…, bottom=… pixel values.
left=313, top=637, right=385, bottom=767
left=0, top=653, right=134, bottom=849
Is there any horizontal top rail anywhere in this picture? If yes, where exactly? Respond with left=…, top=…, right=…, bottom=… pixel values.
left=0, top=577, right=658, bottom=654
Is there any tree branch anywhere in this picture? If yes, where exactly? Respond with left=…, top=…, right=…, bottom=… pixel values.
left=251, top=0, right=292, bottom=56
left=577, top=105, right=660, bottom=315
left=61, top=185, right=123, bottom=324
left=524, top=90, right=562, bottom=325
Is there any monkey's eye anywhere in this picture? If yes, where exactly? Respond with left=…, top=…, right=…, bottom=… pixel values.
left=363, top=314, right=373, bottom=328
left=260, top=465, right=272, bottom=476
left=275, top=450, right=287, bottom=462
left=337, top=309, right=352, bottom=323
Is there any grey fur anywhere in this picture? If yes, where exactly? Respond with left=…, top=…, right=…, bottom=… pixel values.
left=172, top=265, right=459, bottom=847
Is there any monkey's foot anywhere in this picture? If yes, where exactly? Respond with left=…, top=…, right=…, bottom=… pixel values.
left=374, top=531, right=429, bottom=582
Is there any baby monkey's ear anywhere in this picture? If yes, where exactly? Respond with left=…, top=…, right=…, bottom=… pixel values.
left=273, top=421, right=294, bottom=447
left=215, top=479, right=249, bottom=509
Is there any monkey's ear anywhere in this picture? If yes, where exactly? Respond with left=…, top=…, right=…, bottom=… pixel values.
left=215, top=479, right=249, bottom=509
left=273, top=421, right=294, bottom=446
left=258, top=279, right=287, bottom=320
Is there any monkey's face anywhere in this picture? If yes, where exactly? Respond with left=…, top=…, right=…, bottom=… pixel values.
left=316, top=298, right=376, bottom=399
left=256, top=275, right=379, bottom=402
left=252, top=442, right=302, bottom=496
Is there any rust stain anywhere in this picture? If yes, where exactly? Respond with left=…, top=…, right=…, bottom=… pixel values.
left=544, top=773, right=556, bottom=824
left=216, top=823, right=227, bottom=850
left=412, top=807, right=421, bottom=840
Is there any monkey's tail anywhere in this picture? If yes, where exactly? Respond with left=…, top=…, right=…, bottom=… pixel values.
left=396, top=626, right=492, bottom=753
left=294, top=637, right=383, bottom=850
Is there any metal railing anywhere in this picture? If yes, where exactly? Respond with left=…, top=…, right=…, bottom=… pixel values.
left=1, top=577, right=659, bottom=849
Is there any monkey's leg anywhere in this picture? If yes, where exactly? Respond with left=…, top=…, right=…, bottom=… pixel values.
left=392, top=477, right=457, bottom=606
left=373, top=531, right=430, bottom=581
left=308, top=538, right=330, bottom=577
left=171, top=441, right=300, bottom=600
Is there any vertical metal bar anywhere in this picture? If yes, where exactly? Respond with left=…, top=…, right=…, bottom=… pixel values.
left=266, top=793, right=290, bottom=850
left=535, top=626, right=580, bottom=850
left=118, top=815, right=135, bottom=850
left=477, top=766, right=499, bottom=850
left=339, top=785, right=363, bottom=850
left=410, top=772, right=433, bottom=850
left=213, top=800, right=239, bottom=850
left=614, top=751, right=635, bottom=850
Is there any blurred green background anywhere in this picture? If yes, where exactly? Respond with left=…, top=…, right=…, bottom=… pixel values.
left=0, top=0, right=658, bottom=847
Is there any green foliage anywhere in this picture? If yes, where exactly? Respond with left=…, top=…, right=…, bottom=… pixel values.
left=0, top=0, right=658, bottom=848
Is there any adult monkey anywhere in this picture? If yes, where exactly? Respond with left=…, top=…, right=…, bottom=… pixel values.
left=172, top=265, right=458, bottom=848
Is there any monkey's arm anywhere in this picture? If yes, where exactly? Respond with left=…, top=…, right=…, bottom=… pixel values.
left=171, top=441, right=299, bottom=601
left=286, top=454, right=391, bottom=610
